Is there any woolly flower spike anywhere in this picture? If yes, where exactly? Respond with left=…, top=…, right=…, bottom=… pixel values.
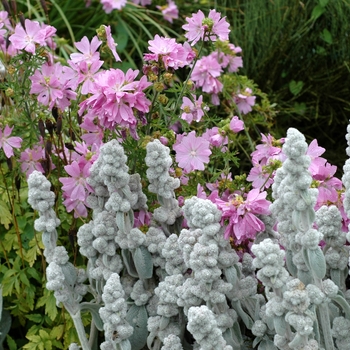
left=283, top=128, right=308, bottom=160
left=282, top=279, right=310, bottom=313
left=332, top=317, right=350, bottom=350
left=187, top=305, right=233, bottom=349
left=270, top=128, right=317, bottom=239
left=251, top=238, right=289, bottom=289
left=146, top=139, right=180, bottom=198
left=161, top=334, right=183, bottom=350
left=27, top=171, right=57, bottom=214
left=155, top=274, right=184, bottom=317
left=182, top=9, right=230, bottom=46
left=99, top=273, right=133, bottom=347
left=182, top=196, right=222, bottom=230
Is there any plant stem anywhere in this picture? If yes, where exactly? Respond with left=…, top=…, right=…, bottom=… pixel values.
left=71, top=310, right=91, bottom=350
left=173, top=41, right=205, bottom=113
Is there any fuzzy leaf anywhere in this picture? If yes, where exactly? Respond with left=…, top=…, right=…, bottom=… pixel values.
left=133, top=246, right=153, bottom=279
left=259, top=338, right=277, bottom=350
left=121, top=249, right=139, bottom=278
left=125, top=305, right=148, bottom=350
left=79, top=302, right=103, bottom=331
left=224, top=266, right=238, bottom=288
left=273, top=315, right=286, bottom=335
left=307, top=247, right=326, bottom=279
left=286, top=250, right=298, bottom=277
left=0, top=310, right=11, bottom=346
left=119, top=340, right=131, bottom=350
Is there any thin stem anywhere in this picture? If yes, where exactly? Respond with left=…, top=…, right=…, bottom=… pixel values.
left=173, top=40, right=205, bottom=113
left=71, top=310, right=91, bottom=350
left=88, top=320, right=98, bottom=350
left=0, top=241, right=11, bottom=269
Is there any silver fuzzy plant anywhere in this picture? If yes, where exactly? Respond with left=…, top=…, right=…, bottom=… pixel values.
left=27, top=126, right=350, bottom=350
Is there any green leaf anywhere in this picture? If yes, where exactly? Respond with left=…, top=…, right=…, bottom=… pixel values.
left=19, top=270, right=31, bottom=287
left=311, top=5, right=325, bottom=20
left=289, top=80, right=304, bottom=96
left=36, top=290, right=58, bottom=321
left=114, top=21, right=129, bottom=52
left=6, top=335, right=17, bottom=350
left=319, top=0, right=329, bottom=6
left=0, top=199, right=12, bottom=230
left=25, top=314, right=43, bottom=323
left=27, top=267, right=42, bottom=283
left=320, top=28, right=332, bottom=44
left=50, top=325, right=64, bottom=340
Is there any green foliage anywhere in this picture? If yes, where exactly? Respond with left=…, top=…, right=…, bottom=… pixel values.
left=224, top=0, right=350, bottom=171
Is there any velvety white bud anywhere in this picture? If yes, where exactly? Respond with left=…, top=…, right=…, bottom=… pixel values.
left=252, top=320, right=267, bottom=337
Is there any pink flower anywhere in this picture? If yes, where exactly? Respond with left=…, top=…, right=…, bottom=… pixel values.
left=173, top=131, right=212, bottom=173
left=0, top=125, right=22, bottom=158
left=223, top=44, right=243, bottom=72
left=63, top=196, right=88, bottom=218
left=191, top=54, right=223, bottom=102
left=157, top=0, right=179, bottom=23
left=313, top=163, right=342, bottom=209
left=100, top=0, right=127, bottom=13
left=68, top=59, right=104, bottom=95
left=229, top=116, right=244, bottom=133
left=131, top=0, right=151, bottom=5
left=215, top=188, right=270, bottom=242
left=70, top=36, right=102, bottom=65
left=247, top=164, right=274, bottom=190
left=29, top=62, right=77, bottom=110
left=307, top=139, right=326, bottom=175
left=19, top=145, right=45, bottom=178
left=78, top=68, right=152, bottom=132
left=59, top=160, right=93, bottom=218
left=202, top=127, right=228, bottom=149
left=9, top=19, right=47, bottom=54
left=103, top=25, right=121, bottom=62
left=144, top=35, right=189, bottom=70
left=181, top=95, right=208, bottom=123
left=182, top=9, right=230, bottom=46
left=251, top=134, right=284, bottom=165
left=234, top=87, right=256, bottom=114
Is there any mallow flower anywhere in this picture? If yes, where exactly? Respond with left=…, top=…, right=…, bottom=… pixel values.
left=173, top=131, right=211, bottom=173
left=215, top=188, right=271, bottom=242
left=182, top=9, right=230, bottom=46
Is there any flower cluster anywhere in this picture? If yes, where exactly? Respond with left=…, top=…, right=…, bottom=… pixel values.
left=78, top=68, right=151, bottom=134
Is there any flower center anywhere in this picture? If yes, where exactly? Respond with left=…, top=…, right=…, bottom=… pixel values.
left=190, top=150, right=197, bottom=157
